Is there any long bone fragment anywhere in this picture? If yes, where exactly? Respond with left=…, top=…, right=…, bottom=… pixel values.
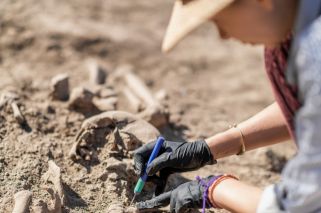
left=121, top=66, right=158, bottom=107
left=122, top=87, right=142, bottom=112
left=11, top=102, right=26, bottom=125
left=43, top=161, right=66, bottom=207
left=116, top=65, right=168, bottom=128
left=12, top=190, right=32, bottom=213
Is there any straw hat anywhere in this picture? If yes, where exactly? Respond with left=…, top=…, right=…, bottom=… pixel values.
left=162, top=0, right=235, bottom=53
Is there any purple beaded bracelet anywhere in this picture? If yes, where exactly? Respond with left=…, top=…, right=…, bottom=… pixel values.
left=196, top=175, right=223, bottom=213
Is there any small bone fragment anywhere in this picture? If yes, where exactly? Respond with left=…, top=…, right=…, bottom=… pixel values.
left=0, top=91, right=19, bottom=109
left=51, top=74, right=69, bottom=101
left=155, top=89, right=168, bottom=102
left=92, top=97, right=117, bottom=111
left=106, top=203, right=139, bottom=213
left=0, top=94, right=7, bottom=108
left=46, top=188, right=62, bottom=213
left=32, top=200, right=48, bottom=213
left=106, top=203, right=123, bottom=213
left=32, top=189, right=61, bottom=213
left=43, top=161, right=65, bottom=206
left=87, top=60, right=107, bottom=85
left=125, top=206, right=139, bottom=213
left=123, top=87, right=143, bottom=112
left=84, top=85, right=117, bottom=98
left=12, top=190, right=32, bottom=213
left=10, top=102, right=25, bottom=125
left=68, top=87, right=99, bottom=115
left=98, top=87, right=117, bottom=98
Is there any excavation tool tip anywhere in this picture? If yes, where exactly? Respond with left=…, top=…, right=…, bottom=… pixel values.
left=130, top=194, right=137, bottom=206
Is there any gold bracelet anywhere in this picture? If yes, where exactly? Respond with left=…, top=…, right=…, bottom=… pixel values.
left=229, top=124, right=246, bottom=155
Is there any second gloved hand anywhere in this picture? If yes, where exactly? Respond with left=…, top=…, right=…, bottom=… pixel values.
left=136, top=176, right=215, bottom=213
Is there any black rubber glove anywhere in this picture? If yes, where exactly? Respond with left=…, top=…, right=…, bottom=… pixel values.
left=136, top=176, right=215, bottom=213
left=134, top=139, right=216, bottom=195
left=134, top=139, right=216, bottom=176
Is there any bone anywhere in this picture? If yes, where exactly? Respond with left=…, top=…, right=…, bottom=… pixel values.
left=10, top=102, right=26, bottom=125
left=105, top=204, right=139, bottom=213
left=155, top=89, right=168, bottom=103
left=46, top=188, right=62, bottom=213
left=120, top=66, right=158, bottom=107
left=122, top=87, right=143, bottom=112
left=98, top=87, right=117, bottom=98
left=0, top=91, right=19, bottom=109
left=87, top=60, right=107, bottom=85
left=116, top=65, right=168, bottom=128
left=32, top=200, right=48, bottom=213
left=43, top=160, right=65, bottom=207
left=32, top=189, right=61, bottom=213
left=69, top=111, right=160, bottom=160
left=125, top=206, right=139, bottom=213
left=68, top=86, right=100, bottom=116
left=12, top=190, right=32, bottom=213
left=92, top=97, right=117, bottom=111
left=50, top=74, right=69, bottom=101
left=106, top=203, right=123, bottom=213
left=84, top=85, right=117, bottom=99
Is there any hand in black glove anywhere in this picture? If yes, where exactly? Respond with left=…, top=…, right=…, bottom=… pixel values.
left=134, top=139, right=216, bottom=195
left=134, top=139, right=216, bottom=176
left=136, top=176, right=216, bottom=213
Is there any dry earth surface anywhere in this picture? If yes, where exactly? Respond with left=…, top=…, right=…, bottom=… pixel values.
left=0, top=0, right=296, bottom=212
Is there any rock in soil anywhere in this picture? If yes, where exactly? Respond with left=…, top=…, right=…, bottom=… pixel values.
left=87, top=60, right=108, bottom=85
left=68, top=86, right=100, bottom=116
left=50, top=73, right=69, bottom=101
left=69, top=110, right=160, bottom=160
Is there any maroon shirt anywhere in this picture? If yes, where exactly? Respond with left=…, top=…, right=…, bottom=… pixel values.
left=264, top=38, right=301, bottom=139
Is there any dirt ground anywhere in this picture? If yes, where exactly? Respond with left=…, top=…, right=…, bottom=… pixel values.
left=0, top=0, right=296, bottom=212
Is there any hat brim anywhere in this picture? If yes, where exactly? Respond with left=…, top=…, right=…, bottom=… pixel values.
left=162, top=0, right=234, bottom=53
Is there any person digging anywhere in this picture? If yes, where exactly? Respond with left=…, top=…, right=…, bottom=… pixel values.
left=134, top=0, right=321, bottom=213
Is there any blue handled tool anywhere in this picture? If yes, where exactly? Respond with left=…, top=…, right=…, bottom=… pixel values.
left=130, top=136, right=165, bottom=205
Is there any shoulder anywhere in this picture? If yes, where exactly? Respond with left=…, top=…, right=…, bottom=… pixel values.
left=294, top=16, right=321, bottom=101
left=296, top=16, right=321, bottom=63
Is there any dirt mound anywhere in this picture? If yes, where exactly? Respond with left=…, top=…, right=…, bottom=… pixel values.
left=0, top=64, right=172, bottom=212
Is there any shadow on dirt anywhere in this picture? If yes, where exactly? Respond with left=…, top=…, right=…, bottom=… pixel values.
left=20, top=120, right=32, bottom=132
left=64, top=183, right=88, bottom=209
left=160, top=122, right=190, bottom=142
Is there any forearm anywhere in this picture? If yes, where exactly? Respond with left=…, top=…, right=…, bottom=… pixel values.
left=212, top=178, right=262, bottom=213
left=206, top=102, right=290, bottom=159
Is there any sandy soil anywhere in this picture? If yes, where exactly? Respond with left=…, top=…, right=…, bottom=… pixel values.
left=0, top=0, right=296, bottom=212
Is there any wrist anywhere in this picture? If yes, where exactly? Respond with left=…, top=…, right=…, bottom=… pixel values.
left=197, top=139, right=216, bottom=164
left=205, top=128, right=244, bottom=159
left=208, top=174, right=239, bottom=208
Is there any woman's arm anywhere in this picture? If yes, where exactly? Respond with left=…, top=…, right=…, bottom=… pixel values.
left=212, top=178, right=262, bottom=213
left=206, top=102, right=290, bottom=159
